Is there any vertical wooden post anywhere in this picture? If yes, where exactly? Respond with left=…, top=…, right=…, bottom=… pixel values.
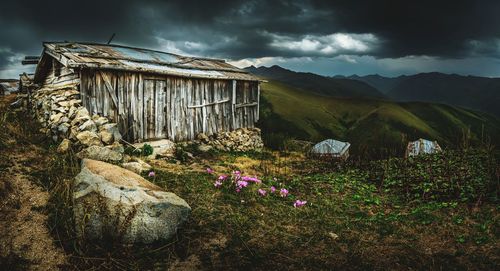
left=232, top=80, right=236, bottom=129
left=256, top=82, right=260, bottom=121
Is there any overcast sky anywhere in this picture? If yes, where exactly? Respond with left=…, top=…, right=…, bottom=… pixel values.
left=1, top=0, right=499, bottom=78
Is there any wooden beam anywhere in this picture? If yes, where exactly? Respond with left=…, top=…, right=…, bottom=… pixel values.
left=232, top=80, right=236, bottom=129
left=235, top=102, right=258, bottom=109
left=188, top=98, right=230, bottom=108
left=98, top=71, right=119, bottom=108
left=257, top=83, right=260, bottom=121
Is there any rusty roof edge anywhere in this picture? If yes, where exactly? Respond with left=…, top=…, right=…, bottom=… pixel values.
left=70, top=53, right=248, bottom=74
left=42, top=41, right=228, bottom=63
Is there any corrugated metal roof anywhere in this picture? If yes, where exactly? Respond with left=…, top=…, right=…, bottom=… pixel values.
left=311, top=139, right=350, bottom=155
left=406, top=138, right=442, bottom=157
left=40, top=42, right=259, bottom=81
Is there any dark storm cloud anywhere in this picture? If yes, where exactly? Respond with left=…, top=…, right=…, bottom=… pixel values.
left=309, top=0, right=500, bottom=58
left=0, top=0, right=499, bottom=77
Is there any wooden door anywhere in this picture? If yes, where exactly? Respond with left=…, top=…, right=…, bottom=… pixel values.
left=143, top=79, right=167, bottom=139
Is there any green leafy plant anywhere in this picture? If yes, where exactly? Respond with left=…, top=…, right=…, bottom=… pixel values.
left=141, top=143, right=154, bottom=156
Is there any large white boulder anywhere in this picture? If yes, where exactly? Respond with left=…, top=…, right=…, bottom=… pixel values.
left=73, top=159, right=191, bottom=244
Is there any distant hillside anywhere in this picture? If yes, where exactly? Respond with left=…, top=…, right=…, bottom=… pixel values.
left=387, top=73, right=500, bottom=117
left=245, top=65, right=385, bottom=99
left=342, top=72, right=500, bottom=117
left=334, top=74, right=406, bottom=94
left=258, top=80, right=500, bottom=156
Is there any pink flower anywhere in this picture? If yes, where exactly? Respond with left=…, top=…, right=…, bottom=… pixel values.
left=270, top=186, right=276, bottom=193
left=214, top=180, right=223, bottom=188
left=293, top=200, right=307, bottom=208
left=235, top=188, right=241, bottom=193
left=242, top=176, right=262, bottom=183
left=258, top=189, right=267, bottom=196
left=218, top=175, right=228, bottom=181
left=236, top=180, right=249, bottom=189
left=148, top=171, right=155, bottom=177
left=280, top=188, right=289, bottom=197
left=206, top=168, right=214, bottom=174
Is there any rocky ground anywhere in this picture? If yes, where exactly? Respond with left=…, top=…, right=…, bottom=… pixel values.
left=0, top=95, right=68, bottom=270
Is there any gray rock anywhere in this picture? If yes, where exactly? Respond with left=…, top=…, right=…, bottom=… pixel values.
left=93, top=116, right=109, bottom=127
left=105, top=142, right=125, bottom=154
left=57, top=122, right=71, bottom=136
left=77, top=145, right=123, bottom=162
left=67, top=106, right=77, bottom=119
left=99, top=123, right=122, bottom=144
left=76, top=131, right=103, bottom=147
left=73, top=159, right=191, bottom=244
left=79, top=119, right=97, bottom=132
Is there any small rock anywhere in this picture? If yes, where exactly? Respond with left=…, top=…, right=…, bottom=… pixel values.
left=93, top=116, right=109, bottom=127
left=79, top=119, right=97, bottom=132
left=76, top=131, right=103, bottom=147
left=197, top=144, right=212, bottom=152
left=196, top=133, right=209, bottom=143
left=105, top=142, right=124, bottom=154
left=57, top=122, right=71, bottom=136
left=57, top=139, right=71, bottom=153
left=99, top=123, right=122, bottom=144
left=77, top=145, right=123, bottom=162
left=50, top=113, right=64, bottom=123
left=99, top=129, right=114, bottom=145
left=57, top=101, right=71, bottom=107
left=122, top=160, right=152, bottom=174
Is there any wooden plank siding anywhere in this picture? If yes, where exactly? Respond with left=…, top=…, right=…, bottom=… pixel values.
left=42, top=58, right=80, bottom=88
left=80, top=69, right=259, bottom=142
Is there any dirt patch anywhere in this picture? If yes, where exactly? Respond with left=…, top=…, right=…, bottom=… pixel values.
left=0, top=95, right=68, bottom=270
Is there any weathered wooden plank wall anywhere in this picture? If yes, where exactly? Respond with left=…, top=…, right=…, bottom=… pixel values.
left=42, top=59, right=80, bottom=88
left=80, top=69, right=259, bottom=143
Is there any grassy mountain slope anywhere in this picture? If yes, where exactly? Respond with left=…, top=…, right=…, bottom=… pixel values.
left=245, top=65, right=385, bottom=99
left=258, top=80, right=500, bottom=155
left=343, top=74, right=406, bottom=94
left=387, top=72, right=500, bottom=117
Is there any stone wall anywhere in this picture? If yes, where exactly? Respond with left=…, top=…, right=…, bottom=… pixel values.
left=31, top=85, right=124, bottom=161
left=196, top=128, right=264, bottom=152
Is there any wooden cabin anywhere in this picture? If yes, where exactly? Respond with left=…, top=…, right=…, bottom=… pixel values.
left=33, top=42, right=261, bottom=142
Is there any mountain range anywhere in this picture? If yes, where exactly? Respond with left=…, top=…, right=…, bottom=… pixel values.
left=246, top=65, right=500, bottom=117
left=244, top=65, right=500, bottom=155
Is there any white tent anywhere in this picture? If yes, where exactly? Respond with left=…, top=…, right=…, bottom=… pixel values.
left=405, top=138, right=442, bottom=157
left=310, top=139, right=350, bottom=159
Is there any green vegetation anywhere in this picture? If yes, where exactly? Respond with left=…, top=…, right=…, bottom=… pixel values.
left=1, top=94, right=498, bottom=270
left=258, top=80, right=500, bottom=157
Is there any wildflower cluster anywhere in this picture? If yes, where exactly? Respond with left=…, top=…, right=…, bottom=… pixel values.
left=206, top=167, right=307, bottom=208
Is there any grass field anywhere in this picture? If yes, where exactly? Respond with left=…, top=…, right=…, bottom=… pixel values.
left=1, top=94, right=498, bottom=270
left=43, top=147, right=499, bottom=270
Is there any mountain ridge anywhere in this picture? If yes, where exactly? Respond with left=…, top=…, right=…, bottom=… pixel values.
left=245, top=65, right=500, bottom=117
